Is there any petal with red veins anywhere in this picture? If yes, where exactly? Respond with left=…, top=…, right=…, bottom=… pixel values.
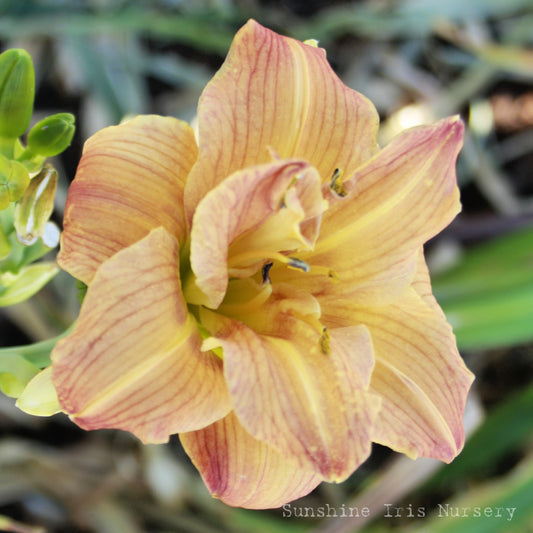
left=200, top=298, right=381, bottom=481
left=320, top=280, right=474, bottom=462
left=59, top=115, right=198, bottom=285
left=180, top=411, right=322, bottom=509
left=189, top=159, right=324, bottom=308
left=52, top=227, right=231, bottom=444
left=293, top=117, right=464, bottom=306
left=184, top=19, right=379, bottom=219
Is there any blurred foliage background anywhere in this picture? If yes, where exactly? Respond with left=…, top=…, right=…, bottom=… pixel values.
left=1, top=0, right=533, bottom=532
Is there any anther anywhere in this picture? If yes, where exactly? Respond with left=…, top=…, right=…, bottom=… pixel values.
left=320, top=327, right=331, bottom=355
left=262, top=262, right=273, bottom=284
left=330, top=168, right=347, bottom=198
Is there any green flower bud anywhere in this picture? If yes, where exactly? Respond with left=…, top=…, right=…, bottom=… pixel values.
left=0, top=49, right=35, bottom=138
left=0, top=154, right=30, bottom=209
left=14, top=164, right=57, bottom=246
left=27, top=113, right=75, bottom=157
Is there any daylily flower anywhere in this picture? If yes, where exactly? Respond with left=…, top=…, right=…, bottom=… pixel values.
left=25, top=20, right=474, bottom=508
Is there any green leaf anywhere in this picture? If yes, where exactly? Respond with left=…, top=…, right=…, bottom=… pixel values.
left=0, top=12, right=235, bottom=54
left=432, top=225, right=533, bottom=350
left=294, top=0, right=533, bottom=41
left=408, top=455, right=533, bottom=533
left=442, top=282, right=533, bottom=350
left=0, top=261, right=58, bottom=306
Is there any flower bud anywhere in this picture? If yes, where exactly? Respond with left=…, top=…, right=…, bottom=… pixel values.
left=0, top=49, right=35, bottom=138
left=27, top=113, right=75, bottom=157
left=14, top=164, right=57, bottom=245
left=0, top=154, right=30, bottom=209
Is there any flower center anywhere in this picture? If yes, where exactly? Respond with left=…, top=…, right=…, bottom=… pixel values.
left=184, top=162, right=340, bottom=356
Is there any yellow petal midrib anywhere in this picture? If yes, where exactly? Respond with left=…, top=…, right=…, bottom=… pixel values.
left=281, top=40, right=311, bottom=160
left=315, top=129, right=455, bottom=255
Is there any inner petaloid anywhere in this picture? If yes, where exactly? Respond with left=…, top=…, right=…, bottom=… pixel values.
left=189, top=167, right=340, bottom=357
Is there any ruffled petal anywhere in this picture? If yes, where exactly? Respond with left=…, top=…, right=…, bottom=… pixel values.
left=184, top=19, right=379, bottom=219
left=180, top=411, right=322, bottom=509
left=199, top=287, right=381, bottom=481
left=189, top=159, right=324, bottom=308
left=320, top=272, right=474, bottom=462
left=59, top=115, right=198, bottom=285
left=52, top=227, right=231, bottom=444
left=299, top=117, right=463, bottom=305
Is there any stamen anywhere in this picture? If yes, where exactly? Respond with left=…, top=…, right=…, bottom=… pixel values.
left=330, top=168, right=347, bottom=198
left=262, top=262, right=274, bottom=284
left=228, top=248, right=337, bottom=285
left=320, top=327, right=331, bottom=355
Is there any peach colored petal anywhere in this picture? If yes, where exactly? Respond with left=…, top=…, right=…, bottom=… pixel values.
left=59, top=115, right=198, bottom=285
left=320, top=282, right=474, bottom=462
left=291, top=117, right=463, bottom=306
left=200, top=291, right=381, bottom=481
left=184, top=19, right=379, bottom=220
left=189, top=159, right=324, bottom=308
left=52, top=227, right=231, bottom=444
left=411, top=247, right=449, bottom=315
left=180, top=411, right=322, bottom=509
